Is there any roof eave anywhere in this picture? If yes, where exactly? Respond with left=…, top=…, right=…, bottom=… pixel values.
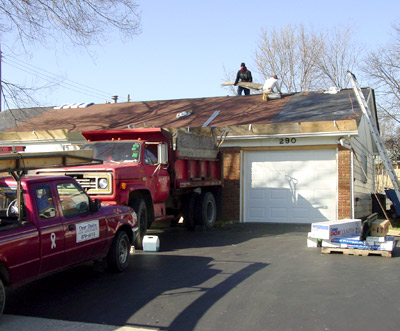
left=224, top=130, right=359, bottom=140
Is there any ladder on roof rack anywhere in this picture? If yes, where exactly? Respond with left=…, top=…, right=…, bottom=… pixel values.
left=347, top=71, right=400, bottom=214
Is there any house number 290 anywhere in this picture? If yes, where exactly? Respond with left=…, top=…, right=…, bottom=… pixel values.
left=279, top=138, right=297, bottom=144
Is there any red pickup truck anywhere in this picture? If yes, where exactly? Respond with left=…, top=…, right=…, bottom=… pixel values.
left=0, top=174, right=138, bottom=314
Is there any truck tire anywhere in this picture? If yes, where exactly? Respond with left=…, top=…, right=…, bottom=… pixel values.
left=184, top=194, right=198, bottom=231
left=0, top=278, right=6, bottom=315
left=132, top=199, right=148, bottom=249
left=107, top=231, right=130, bottom=272
left=196, top=192, right=217, bottom=229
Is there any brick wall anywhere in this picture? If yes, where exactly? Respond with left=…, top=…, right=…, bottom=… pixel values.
left=221, top=147, right=241, bottom=221
left=338, top=146, right=352, bottom=219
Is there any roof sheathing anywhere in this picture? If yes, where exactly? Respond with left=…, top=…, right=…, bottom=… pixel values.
left=277, top=89, right=362, bottom=124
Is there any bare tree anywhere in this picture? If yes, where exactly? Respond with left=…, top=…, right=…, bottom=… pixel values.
left=0, top=1, right=141, bottom=110
left=0, top=0, right=141, bottom=48
left=221, top=65, right=237, bottom=96
left=360, top=24, right=400, bottom=158
left=254, top=24, right=361, bottom=92
left=1, top=77, right=61, bottom=109
left=255, top=25, right=323, bottom=93
left=317, top=26, right=361, bottom=89
left=362, top=24, right=400, bottom=121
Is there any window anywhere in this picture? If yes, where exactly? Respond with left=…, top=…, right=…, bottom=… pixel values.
left=34, top=185, right=56, bottom=219
left=57, top=182, right=90, bottom=217
left=81, top=141, right=141, bottom=162
left=0, top=186, right=18, bottom=218
left=144, top=144, right=158, bottom=165
left=0, top=192, right=6, bottom=209
left=361, top=154, right=368, bottom=183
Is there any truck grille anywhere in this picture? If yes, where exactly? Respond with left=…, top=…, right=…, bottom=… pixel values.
left=37, top=171, right=113, bottom=195
left=70, top=175, right=97, bottom=190
left=69, top=172, right=113, bottom=194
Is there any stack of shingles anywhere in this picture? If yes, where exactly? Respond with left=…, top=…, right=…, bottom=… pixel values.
left=307, top=218, right=396, bottom=252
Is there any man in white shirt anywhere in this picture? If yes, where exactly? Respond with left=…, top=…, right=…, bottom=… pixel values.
left=262, top=75, right=281, bottom=100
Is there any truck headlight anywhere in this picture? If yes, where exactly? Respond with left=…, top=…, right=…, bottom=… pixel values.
left=98, top=178, right=109, bottom=189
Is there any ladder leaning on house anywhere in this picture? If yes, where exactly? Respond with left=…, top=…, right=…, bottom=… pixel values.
left=347, top=71, right=400, bottom=215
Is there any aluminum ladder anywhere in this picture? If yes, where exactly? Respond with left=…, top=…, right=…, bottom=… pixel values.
left=347, top=71, right=400, bottom=214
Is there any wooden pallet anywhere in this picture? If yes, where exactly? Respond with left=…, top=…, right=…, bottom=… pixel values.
left=321, top=247, right=392, bottom=258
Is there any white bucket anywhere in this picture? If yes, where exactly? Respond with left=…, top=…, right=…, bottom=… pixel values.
left=143, top=235, right=160, bottom=252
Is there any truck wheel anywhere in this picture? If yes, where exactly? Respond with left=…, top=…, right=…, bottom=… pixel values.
left=132, top=199, right=147, bottom=249
left=0, top=278, right=6, bottom=315
left=196, top=192, right=217, bottom=229
left=107, top=231, right=130, bottom=272
left=184, top=194, right=198, bottom=231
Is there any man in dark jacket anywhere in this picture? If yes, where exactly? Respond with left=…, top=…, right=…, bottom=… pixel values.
left=234, top=62, right=253, bottom=95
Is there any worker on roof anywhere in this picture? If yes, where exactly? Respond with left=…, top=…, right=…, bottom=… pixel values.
left=262, top=75, right=282, bottom=100
left=234, top=62, right=253, bottom=96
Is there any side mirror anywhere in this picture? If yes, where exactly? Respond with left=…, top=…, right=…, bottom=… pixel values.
left=90, top=199, right=101, bottom=212
left=158, top=143, right=168, bottom=164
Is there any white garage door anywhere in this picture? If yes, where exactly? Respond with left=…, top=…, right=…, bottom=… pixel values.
left=243, top=149, right=337, bottom=223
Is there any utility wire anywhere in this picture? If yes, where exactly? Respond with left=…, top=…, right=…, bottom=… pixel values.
left=2, top=53, right=113, bottom=101
left=3, top=54, right=111, bottom=97
left=3, top=56, right=110, bottom=100
left=1, top=87, right=19, bottom=127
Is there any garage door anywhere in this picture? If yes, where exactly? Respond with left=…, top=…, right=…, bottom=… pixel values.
left=243, top=149, right=337, bottom=223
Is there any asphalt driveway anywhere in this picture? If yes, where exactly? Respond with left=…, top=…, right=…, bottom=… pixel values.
left=3, top=222, right=400, bottom=331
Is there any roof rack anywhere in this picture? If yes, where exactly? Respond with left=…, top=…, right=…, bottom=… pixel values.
left=0, top=150, right=102, bottom=223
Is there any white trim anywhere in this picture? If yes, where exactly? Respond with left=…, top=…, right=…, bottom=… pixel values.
left=336, top=147, right=339, bottom=220
left=223, top=130, right=359, bottom=140
left=351, top=150, right=355, bottom=219
left=222, top=135, right=356, bottom=149
left=240, top=149, right=244, bottom=223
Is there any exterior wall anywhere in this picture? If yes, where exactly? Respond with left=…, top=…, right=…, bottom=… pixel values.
left=0, top=130, right=86, bottom=153
left=338, top=146, right=352, bottom=219
left=349, top=116, right=375, bottom=219
left=221, top=147, right=241, bottom=221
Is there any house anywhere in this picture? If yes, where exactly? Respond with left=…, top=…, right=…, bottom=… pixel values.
left=0, top=130, right=86, bottom=152
left=0, top=89, right=378, bottom=224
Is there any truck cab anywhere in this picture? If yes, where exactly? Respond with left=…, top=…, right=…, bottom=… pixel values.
left=78, top=138, right=170, bottom=205
left=0, top=152, right=139, bottom=315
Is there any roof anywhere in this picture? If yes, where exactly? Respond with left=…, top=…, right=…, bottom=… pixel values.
left=275, top=90, right=364, bottom=123
left=0, top=106, right=53, bottom=131
left=0, top=89, right=374, bottom=133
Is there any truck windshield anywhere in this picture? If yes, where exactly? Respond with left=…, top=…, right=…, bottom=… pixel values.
left=81, top=142, right=141, bottom=163
left=0, top=185, right=18, bottom=217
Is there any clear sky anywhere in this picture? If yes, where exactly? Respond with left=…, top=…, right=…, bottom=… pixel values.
left=2, top=0, right=400, bottom=109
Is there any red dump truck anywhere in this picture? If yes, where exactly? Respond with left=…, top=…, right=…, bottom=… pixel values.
left=37, top=128, right=223, bottom=248
left=0, top=152, right=138, bottom=314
